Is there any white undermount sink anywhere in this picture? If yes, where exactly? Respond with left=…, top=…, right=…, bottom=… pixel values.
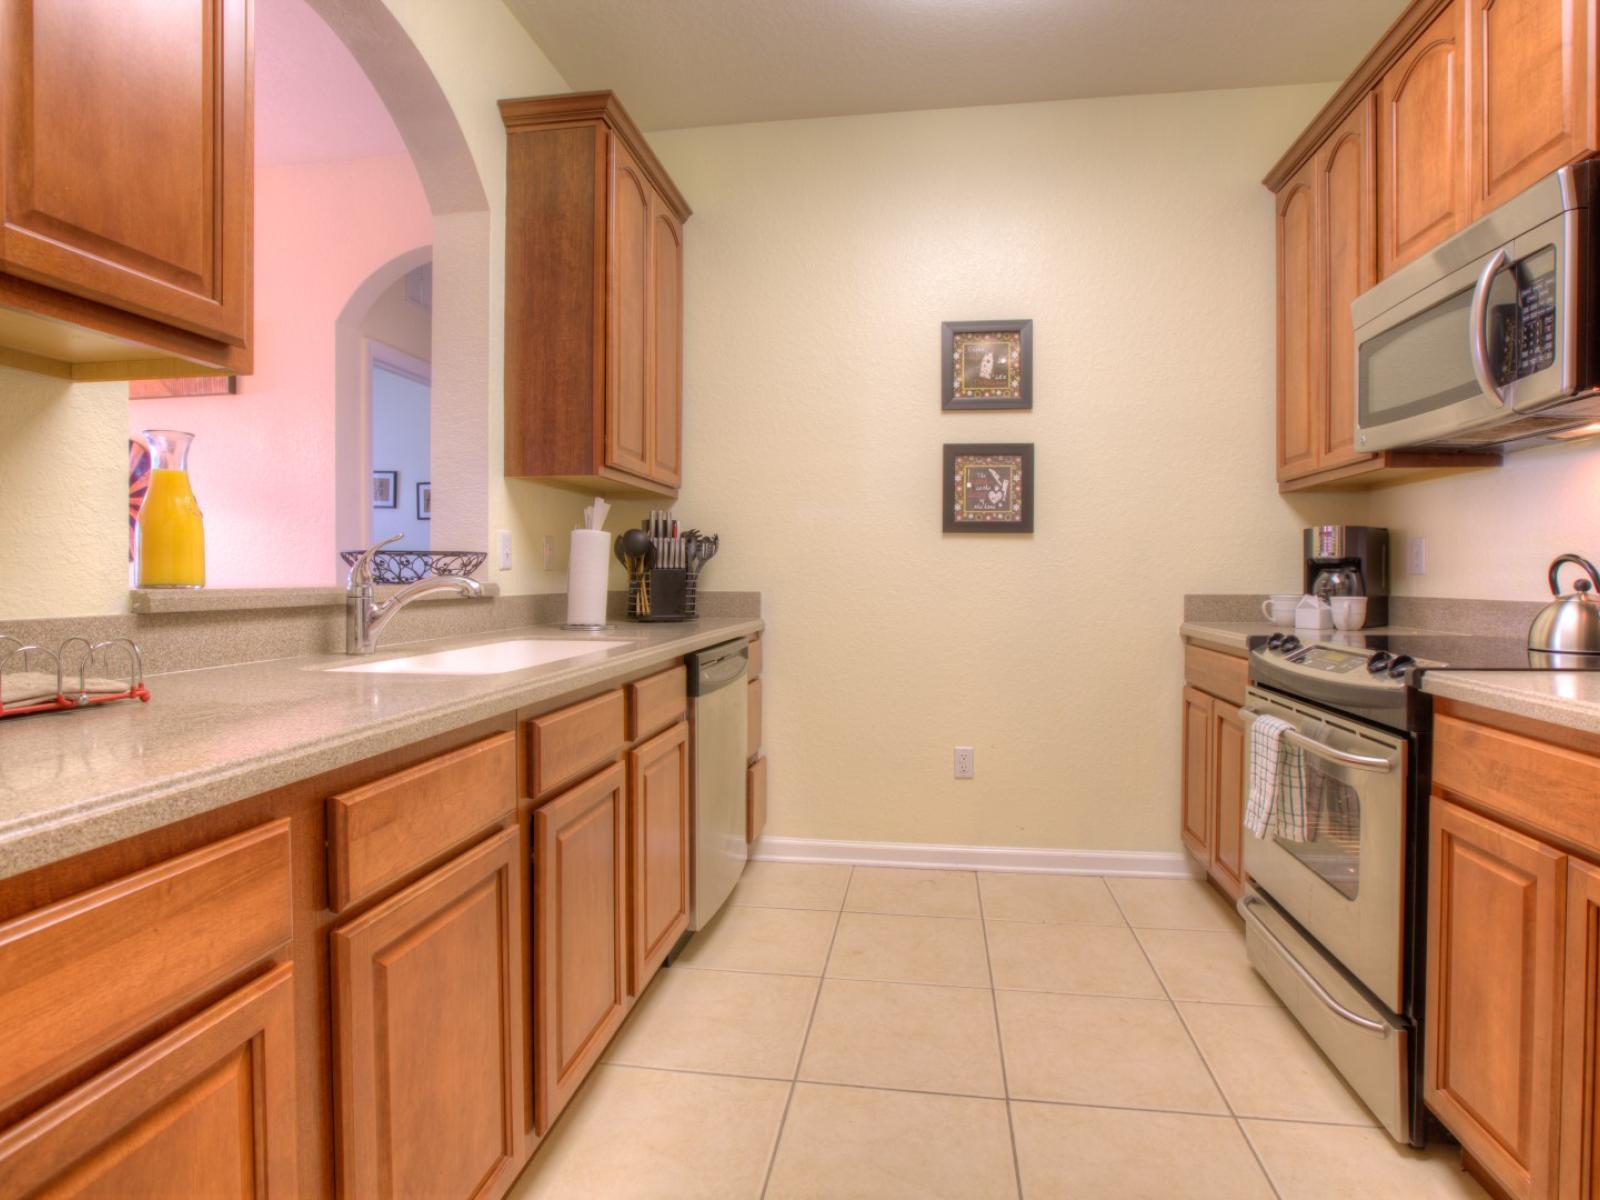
left=329, top=638, right=629, bottom=675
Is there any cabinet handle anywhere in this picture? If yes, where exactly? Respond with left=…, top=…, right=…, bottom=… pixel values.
left=1241, top=896, right=1389, bottom=1037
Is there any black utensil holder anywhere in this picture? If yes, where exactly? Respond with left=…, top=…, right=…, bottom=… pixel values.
left=628, top=567, right=699, bottom=622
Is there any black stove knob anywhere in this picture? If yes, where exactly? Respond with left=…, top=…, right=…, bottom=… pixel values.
left=1367, top=652, right=1393, bottom=674
left=1267, top=633, right=1285, bottom=651
left=1279, top=635, right=1301, bottom=654
left=1387, top=654, right=1416, bottom=679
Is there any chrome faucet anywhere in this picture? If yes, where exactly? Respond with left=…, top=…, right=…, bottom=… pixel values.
left=345, top=534, right=484, bottom=654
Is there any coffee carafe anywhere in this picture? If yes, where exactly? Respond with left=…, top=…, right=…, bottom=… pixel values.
left=1303, top=525, right=1389, bottom=629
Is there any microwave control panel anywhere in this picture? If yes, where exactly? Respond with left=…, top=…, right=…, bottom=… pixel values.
left=1514, top=248, right=1558, bottom=379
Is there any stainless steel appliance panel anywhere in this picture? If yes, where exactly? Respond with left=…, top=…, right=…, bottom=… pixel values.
left=688, top=640, right=749, bottom=930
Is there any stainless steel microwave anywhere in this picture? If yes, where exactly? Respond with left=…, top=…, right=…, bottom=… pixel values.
left=1352, top=162, right=1600, bottom=452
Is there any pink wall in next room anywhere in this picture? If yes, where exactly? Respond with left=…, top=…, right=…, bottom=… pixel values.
left=130, top=153, right=431, bottom=587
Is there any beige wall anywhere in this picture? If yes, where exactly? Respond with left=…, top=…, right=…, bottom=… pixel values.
left=652, top=85, right=1361, bottom=853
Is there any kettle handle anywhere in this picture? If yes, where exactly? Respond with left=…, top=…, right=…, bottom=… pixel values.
left=1549, top=553, right=1600, bottom=596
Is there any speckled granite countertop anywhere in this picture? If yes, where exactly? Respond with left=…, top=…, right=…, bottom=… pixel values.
left=1182, top=618, right=1600, bottom=737
left=0, top=618, right=761, bottom=882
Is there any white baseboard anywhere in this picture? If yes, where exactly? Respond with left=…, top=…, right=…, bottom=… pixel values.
left=749, top=835, right=1203, bottom=879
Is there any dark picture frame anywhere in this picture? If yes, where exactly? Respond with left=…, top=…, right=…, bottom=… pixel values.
left=943, top=443, right=1034, bottom=533
left=941, top=319, right=1032, bottom=410
left=416, top=481, right=432, bottom=520
left=372, top=470, right=398, bottom=509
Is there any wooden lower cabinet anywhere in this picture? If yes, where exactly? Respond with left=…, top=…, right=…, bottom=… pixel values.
left=332, top=826, right=527, bottom=1200
left=1426, top=797, right=1565, bottom=1200
left=0, top=963, right=297, bottom=1198
left=1181, top=686, right=1214, bottom=862
left=1209, top=699, right=1247, bottom=898
left=1565, top=859, right=1600, bottom=1200
left=532, top=761, right=629, bottom=1134
left=1180, top=646, right=1249, bottom=903
left=628, top=721, right=691, bottom=997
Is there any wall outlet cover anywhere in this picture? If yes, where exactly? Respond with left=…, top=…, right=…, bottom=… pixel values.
left=954, top=746, right=975, bottom=779
left=542, top=534, right=556, bottom=572
left=497, top=529, right=513, bottom=571
left=1408, top=536, right=1427, bottom=576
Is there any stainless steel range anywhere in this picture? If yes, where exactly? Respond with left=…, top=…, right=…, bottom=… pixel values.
left=1241, top=630, right=1587, bottom=1147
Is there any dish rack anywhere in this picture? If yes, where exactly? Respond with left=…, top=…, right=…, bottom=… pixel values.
left=0, top=636, right=150, bottom=719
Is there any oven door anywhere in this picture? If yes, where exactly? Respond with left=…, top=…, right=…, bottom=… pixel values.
left=1240, top=686, right=1408, bottom=1012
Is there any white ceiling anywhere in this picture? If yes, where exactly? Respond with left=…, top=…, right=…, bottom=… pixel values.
left=503, top=0, right=1407, bottom=131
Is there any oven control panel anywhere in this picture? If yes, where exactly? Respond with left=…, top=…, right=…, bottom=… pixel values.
left=1258, top=633, right=1435, bottom=685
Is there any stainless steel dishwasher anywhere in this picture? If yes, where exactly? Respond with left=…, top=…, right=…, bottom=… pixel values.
left=687, top=639, right=749, bottom=929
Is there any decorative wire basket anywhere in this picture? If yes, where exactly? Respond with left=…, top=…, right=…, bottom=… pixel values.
left=0, top=636, right=149, bottom=719
left=338, top=550, right=486, bottom=584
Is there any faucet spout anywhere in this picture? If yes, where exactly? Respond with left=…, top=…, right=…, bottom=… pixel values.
left=345, top=546, right=484, bottom=655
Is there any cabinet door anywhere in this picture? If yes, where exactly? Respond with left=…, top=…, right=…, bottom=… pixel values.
left=1276, top=159, right=1320, bottom=482
left=1378, top=0, right=1469, bottom=276
left=1426, top=797, right=1564, bottom=1200
left=0, top=964, right=296, bottom=1199
left=607, top=137, right=653, bottom=481
left=648, top=192, right=684, bottom=488
left=1564, top=859, right=1600, bottom=1200
left=332, top=828, right=526, bottom=1200
left=1467, top=0, right=1593, bottom=218
left=1180, top=687, right=1214, bottom=862
left=0, top=0, right=251, bottom=345
left=533, top=761, right=628, bottom=1133
left=1209, top=699, right=1247, bottom=901
left=628, top=721, right=690, bottom=997
left=1318, top=96, right=1378, bottom=472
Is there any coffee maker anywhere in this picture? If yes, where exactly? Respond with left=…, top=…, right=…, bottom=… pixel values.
left=1304, top=525, right=1389, bottom=628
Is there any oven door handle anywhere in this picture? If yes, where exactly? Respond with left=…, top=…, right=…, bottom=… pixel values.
left=1240, top=709, right=1396, bottom=773
left=1241, top=897, right=1390, bottom=1037
left=1470, top=247, right=1511, bottom=408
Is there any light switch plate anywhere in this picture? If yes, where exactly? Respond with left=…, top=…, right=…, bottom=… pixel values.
left=1408, top=537, right=1427, bottom=576
left=542, top=535, right=556, bottom=572
left=497, top=530, right=513, bottom=571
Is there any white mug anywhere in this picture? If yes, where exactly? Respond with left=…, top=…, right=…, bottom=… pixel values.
left=1260, top=594, right=1299, bottom=627
left=1331, top=596, right=1369, bottom=631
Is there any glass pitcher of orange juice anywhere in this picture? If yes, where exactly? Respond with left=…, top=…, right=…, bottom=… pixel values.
left=137, top=430, right=206, bottom=588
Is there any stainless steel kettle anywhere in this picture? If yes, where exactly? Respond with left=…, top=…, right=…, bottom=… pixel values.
left=1529, top=553, right=1600, bottom=663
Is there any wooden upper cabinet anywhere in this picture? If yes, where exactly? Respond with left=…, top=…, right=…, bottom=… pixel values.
left=1426, top=796, right=1564, bottom=1200
left=1378, top=0, right=1469, bottom=275
left=1468, top=0, right=1594, bottom=217
left=0, top=0, right=252, bottom=376
left=1318, top=98, right=1377, bottom=472
left=501, top=91, right=692, bottom=498
left=1276, top=160, right=1320, bottom=482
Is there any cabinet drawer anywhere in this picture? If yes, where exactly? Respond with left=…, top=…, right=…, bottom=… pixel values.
left=1184, top=643, right=1247, bottom=707
left=747, top=756, right=768, bottom=844
left=626, top=665, right=687, bottom=741
left=748, top=635, right=763, bottom=682
left=328, top=732, right=516, bottom=911
left=748, top=677, right=763, bottom=761
left=1435, top=713, right=1600, bottom=859
left=528, top=690, right=626, bottom=797
left=0, top=820, right=292, bottom=1114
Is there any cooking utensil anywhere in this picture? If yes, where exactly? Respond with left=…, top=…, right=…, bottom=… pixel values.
left=1529, top=553, right=1600, bottom=660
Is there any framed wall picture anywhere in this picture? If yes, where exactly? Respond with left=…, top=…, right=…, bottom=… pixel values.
left=416, top=481, right=432, bottom=520
left=372, top=470, right=398, bottom=509
left=942, top=320, right=1032, bottom=410
left=944, top=443, right=1034, bottom=533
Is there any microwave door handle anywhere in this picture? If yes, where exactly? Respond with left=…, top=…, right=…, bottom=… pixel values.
left=1470, top=247, right=1511, bottom=407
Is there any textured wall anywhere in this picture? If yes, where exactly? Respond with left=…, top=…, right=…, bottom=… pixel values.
left=651, top=86, right=1361, bottom=853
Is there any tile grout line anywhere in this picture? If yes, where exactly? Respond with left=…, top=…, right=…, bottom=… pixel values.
left=1107, top=883, right=1286, bottom=1200
left=757, top=865, right=851, bottom=1200
left=976, top=877, right=1026, bottom=1200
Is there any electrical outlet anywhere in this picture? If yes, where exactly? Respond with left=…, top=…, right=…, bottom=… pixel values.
left=954, top=746, right=975, bottom=779
left=1408, top=536, right=1427, bottom=576
left=542, top=535, right=556, bottom=572
left=497, top=530, right=513, bottom=572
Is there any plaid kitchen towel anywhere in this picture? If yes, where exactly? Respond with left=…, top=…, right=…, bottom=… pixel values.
left=1244, top=714, right=1311, bottom=841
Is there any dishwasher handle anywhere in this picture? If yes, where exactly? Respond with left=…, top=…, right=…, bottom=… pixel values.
left=689, top=641, right=749, bottom=695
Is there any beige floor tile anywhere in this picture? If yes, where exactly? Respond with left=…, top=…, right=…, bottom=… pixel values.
left=844, top=867, right=981, bottom=917
left=1011, top=1103, right=1275, bottom=1200
left=825, top=912, right=991, bottom=987
left=987, top=920, right=1164, bottom=998
left=507, top=1065, right=788, bottom=1200
left=1181, top=1001, right=1376, bottom=1125
left=765, top=1083, right=1017, bottom=1200
left=996, top=990, right=1227, bottom=1113
left=1244, top=1120, right=1491, bottom=1199
left=799, top=978, right=1005, bottom=1096
left=676, top=904, right=838, bottom=976
left=603, top=967, right=819, bottom=1078
left=977, top=872, right=1125, bottom=925
left=1137, top=927, right=1279, bottom=1005
left=1108, top=877, right=1240, bottom=931
left=731, top=861, right=851, bottom=911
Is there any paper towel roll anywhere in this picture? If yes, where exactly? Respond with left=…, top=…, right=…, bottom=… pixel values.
left=566, top=529, right=611, bottom=627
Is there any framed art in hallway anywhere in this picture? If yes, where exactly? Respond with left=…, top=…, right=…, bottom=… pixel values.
left=942, top=319, right=1032, bottom=410
left=416, top=481, right=431, bottom=520
left=372, top=470, right=398, bottom=509
left=944, top=443, right=1034, bottom=533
